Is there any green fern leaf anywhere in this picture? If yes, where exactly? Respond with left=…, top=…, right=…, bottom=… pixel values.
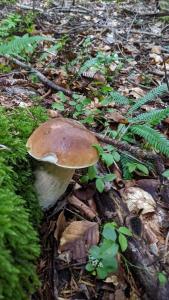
left=129, top=107, right=169, bottom=125
left=130, top=124, right=169, bottom=156
left=0, top=34, right=51, bottom=56
left=128, top=84, right=168, bottom=115
left=120, top=154, right=134, bottom=179
left=105, top=91, right=129, bottom=105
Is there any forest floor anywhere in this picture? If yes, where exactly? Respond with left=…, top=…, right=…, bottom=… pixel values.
left=1, top=0, right=169, bottom=299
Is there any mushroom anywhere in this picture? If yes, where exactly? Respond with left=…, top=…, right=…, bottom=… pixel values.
left=26, top=118, right=99, bottom=209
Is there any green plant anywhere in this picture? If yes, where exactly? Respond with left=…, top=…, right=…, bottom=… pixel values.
left=86, top=222, right=132, bottom=279
left=52, top=92, right=99, bottom=124
left=0, top=34, right=51, bottom=58
left=158, top=272, right=168, bottom=286
left=41, top=35, right=69, bottom=60
left=80, top=83, right=169, bottom=184
left=0, top=0, right=16, bottom=4
left=0, top=13, right=22, bottom=38
left=0, top=106, right=48, bottom=300
left=81, top=143, right=119, bottom=193
left=79, top=51, right=120, bottom=76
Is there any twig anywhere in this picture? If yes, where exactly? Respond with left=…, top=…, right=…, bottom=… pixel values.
left=4, top=55, right=72, bottom=96
left=130, top=30, right=161, bottom=38
left=16, top=4, right=43, bottom=12
left=122, top=9, right=169, bottom=17
left=126, top=14, right=138, bottom=40
left=162, top=53, right=169, bottom=91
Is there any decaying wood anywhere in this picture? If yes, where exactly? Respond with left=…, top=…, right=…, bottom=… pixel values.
left=94, top=190, right=169, bottom=300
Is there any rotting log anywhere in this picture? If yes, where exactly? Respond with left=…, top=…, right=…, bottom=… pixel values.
left=94, top=190, right=169, bottom=300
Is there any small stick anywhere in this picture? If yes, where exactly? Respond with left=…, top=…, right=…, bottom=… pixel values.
left=4, top=55, right=72, bottom=96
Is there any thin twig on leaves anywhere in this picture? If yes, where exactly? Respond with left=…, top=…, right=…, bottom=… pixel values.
left=16, top=4, right=43, bottom=12
left=162, top=53, right=169, bottom=91
left=122, top=9, right=169, bottom=18
left=4, top=55, right=72, bottom=96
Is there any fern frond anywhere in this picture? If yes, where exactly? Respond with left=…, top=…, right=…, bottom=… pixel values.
left=106, top=91, right=130, bottom=105
left=0, top=34, right=51, bottom=56
left=129, top=107, right=169, bottom=125
left=120, top=153, right=135, bottom=179
left=130, top=124, right=169, bottom=156
left=128, top=84, right=168, bottom=115
left=79, top=57, right=98, bottom=75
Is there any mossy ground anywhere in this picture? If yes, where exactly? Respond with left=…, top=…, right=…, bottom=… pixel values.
left=0, top=106, right=48, bottom=300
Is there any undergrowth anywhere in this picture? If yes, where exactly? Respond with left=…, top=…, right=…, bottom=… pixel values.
left=0, top=106, right=48, bottom=300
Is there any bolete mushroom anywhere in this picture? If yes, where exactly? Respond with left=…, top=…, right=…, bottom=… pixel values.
left=26, top=118, right=99, bottom=209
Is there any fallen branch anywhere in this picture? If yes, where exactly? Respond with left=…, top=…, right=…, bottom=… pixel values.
left=122, top=9, right=169, bottom=17
left=4, top=55, right=72, bottom=96
left=95, top=190, right=169, bottom=300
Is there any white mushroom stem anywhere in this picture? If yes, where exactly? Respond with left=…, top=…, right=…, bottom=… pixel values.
left=34, top=162, right=74, bottom=209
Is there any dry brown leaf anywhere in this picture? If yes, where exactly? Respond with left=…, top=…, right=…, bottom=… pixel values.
left=59, top=220, right=99, bottom=263
left=121, top=187, right=156, bottom=214
left=129, top=87, right=145, bottom=99
left=54, top=211, right=67, bottom=241
left=47, top=109, right=62, bottom=118
left=105, top=111, right=128, bottom=124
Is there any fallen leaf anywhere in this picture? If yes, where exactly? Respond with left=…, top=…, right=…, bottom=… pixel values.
left=106, top=111, right=128, bottom=124
left=59, top=221, right=99, bottom=263
left=54, top=211, right=67, bottom=241
left=129, top=87, right=145, bottom=99
left=121, top=187, right=156, bottom=214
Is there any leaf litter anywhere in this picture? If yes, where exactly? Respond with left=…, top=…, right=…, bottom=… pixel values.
left=2, top=0, right=169, bottom=299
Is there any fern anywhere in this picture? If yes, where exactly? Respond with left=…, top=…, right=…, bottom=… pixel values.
left=0, top=34, right=51, bottom=56
left=103, top=90, right=129, bottom=105
left=120, top=153, right=134, bottom=179
left=130, top=124, right=169, bottom=157
left=128, top=84, right=168, bottom=115
left=129, top=107, right=169, bottom=125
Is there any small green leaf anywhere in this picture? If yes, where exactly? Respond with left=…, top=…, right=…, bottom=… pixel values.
left=96, top=178, right=105, bottom=193
left=102, top=153, right=114, bottom=167
left=118, top=227, right=132, bottom=236
left=57, top=91, right=67, bottom=102
left=119, top=233, right=128, bottom=252
left=89, top=246, right=100, bottom=259
left=69, top=101, right=76, bottom=106
left=96, top=267, right=108, bottom=279
left=86, top=263, right=95, bottom=272
left=158, top=272, right=167, bottom=286
left=162, top=169, right=169, bottom=178
left=102, top=255, right=118, bottom=271
left=127, top=163, right=136, bottom=173
left=112, top=151, right=120, bottom=162
left=102, top=223, right=117, bottom=241
left=80, top=175, right=89, bottom=183
left=88, top=166, right=97, bottom=180
left=93, top=144, right=104, bottom=155
left=136, top=164, right=149, bottom=175
left=104, top=173, right=116, bottom=182
left=52, top=102, right=64, bottom=111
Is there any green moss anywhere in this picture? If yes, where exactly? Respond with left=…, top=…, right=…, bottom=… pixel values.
left=0, top=106, right=48, bottom=300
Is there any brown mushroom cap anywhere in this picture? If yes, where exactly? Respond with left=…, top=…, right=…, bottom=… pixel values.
left=26, top=118, right=99, bottom=168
